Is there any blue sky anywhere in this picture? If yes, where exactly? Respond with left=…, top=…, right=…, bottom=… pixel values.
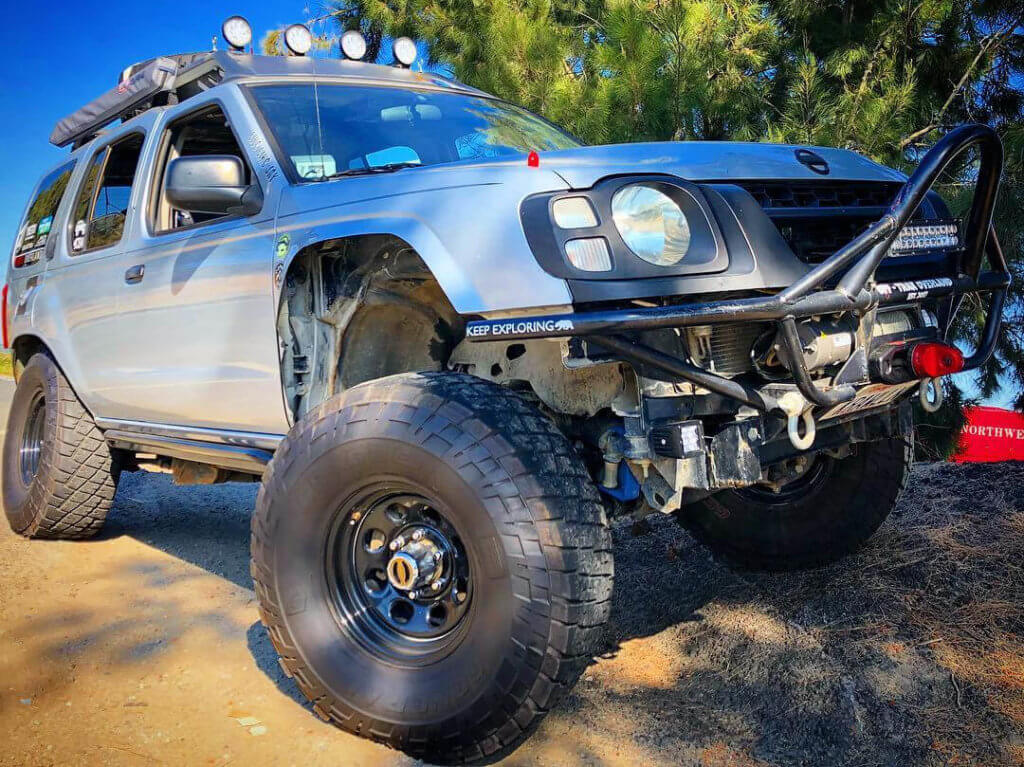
left=0, top=0, right=302, bottom=251
left=0, top=2, right=1013, bottom=406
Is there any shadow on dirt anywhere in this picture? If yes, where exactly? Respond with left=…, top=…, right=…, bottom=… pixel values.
left=26, top=461, right=1020, bottom=767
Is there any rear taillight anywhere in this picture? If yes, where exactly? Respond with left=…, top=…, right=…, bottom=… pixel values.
left=1, top=283, right=9, bottom=349
left=911, top=341, right=964, bottom=378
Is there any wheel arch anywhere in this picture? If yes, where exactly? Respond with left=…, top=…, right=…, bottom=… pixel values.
left=10, top=334, right=51, bottom=380
left=277, top=232, right=465, bottom=422
left=277, top=216, right=485, bottom=315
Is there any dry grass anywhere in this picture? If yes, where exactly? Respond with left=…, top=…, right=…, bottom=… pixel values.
left=550, top=459, right=1024, bottom=766
left=851, top=464, right=1024, bottom=735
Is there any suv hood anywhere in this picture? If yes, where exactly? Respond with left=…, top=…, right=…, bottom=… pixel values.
left=535, top=141, right=907, bottom=189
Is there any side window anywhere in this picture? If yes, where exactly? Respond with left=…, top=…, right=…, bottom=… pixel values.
left=154, top=105, right=252, bottom=232
left=12, top=161, right=76, bottom=267
left=70, top=133, right=145, bottom=254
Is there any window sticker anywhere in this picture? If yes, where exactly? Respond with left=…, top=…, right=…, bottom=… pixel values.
left=18, top=223, right=37, bottom=253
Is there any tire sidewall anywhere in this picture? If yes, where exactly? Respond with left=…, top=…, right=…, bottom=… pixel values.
left=263, top=430, right=519, bottom=727
left=3, top=356, right=58, bottom=533
left=687, top=437, right=910, bottom=568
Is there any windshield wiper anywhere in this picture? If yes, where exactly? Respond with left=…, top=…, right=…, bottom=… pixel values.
left=320, top=162, right=423, bottom=180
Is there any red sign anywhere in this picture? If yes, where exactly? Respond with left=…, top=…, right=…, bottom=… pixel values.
left=954, top=406, right=1024, bottom=463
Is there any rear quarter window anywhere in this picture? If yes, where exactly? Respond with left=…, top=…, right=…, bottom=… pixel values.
left=12, top=161, right=76, bottom=268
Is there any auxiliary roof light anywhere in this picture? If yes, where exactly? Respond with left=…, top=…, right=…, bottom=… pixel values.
left=284, top=23, right=314, bottom=56
left=392, top=36, right=418, bottom=67
left=340, top=29, right=368, bottom=60
left=221, top=15, right=253, bottom=51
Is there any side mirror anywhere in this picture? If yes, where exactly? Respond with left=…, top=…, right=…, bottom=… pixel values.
left=164, top=155, right=263, bottom=217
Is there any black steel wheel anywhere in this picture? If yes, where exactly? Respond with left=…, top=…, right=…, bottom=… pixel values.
left=19, top=391, right=46, bottom=485
left=326, top=487, right=473, bottom=659
left=251, top=372, right=613, bottom=764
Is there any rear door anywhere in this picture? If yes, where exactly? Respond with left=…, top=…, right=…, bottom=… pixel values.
left=101, top=87, right=288, bottom=434
left=27, top=128, right=149, bottom=417
left=6, top=159, right=78, bottom=345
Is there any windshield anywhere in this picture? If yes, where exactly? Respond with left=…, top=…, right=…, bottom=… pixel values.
left=247, top=83, right=581, bottom=180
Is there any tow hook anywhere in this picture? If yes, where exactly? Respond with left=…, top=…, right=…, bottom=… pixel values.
left=919, top=377, right=944, bottom=413
left=778, top=391, right=816, bottom=451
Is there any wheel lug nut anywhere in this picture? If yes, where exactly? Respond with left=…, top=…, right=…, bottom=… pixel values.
left=431, top=580, right=442, bottom=591
left=409, top=590, right=418, bottom=599
left=412, top=530, right=423, bottom=541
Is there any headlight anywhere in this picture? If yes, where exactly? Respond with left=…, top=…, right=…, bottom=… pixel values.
left=611, top=184, right=691, bottom=266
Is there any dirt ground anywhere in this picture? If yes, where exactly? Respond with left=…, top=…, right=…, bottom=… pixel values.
left=0, top=397, right=1021, bottom=766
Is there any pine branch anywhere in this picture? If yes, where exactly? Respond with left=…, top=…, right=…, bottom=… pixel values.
left=900, top=12, right=1024, bottom=149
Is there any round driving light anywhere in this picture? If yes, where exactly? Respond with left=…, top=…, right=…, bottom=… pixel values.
left=392, top=36, right=417, bottom=67
left=222, top=16, right=252, bottom=50
left=340, top=29, right=367, bottom=60
left=611, top=184, right=691, bottom=266
left=283, top=23, right=314, bottom=56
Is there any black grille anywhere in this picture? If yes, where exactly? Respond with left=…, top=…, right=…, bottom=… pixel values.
left=737, top=180, right=910, bottom=263
left=740, top=181, right=902, bottom=211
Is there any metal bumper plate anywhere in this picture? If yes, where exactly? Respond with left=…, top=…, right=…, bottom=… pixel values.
left=819, top=380, right=919, bottom=421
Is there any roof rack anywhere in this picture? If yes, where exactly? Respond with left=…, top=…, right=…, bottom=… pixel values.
left=51, top=51, right=486, bottom=149
left=50, top=53, right=223, bottom=148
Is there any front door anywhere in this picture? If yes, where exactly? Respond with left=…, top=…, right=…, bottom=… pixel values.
left=104, top=92, right=289, bottom=435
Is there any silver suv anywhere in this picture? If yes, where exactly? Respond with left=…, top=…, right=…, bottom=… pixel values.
left=2, top=20, right=1009, bottom=764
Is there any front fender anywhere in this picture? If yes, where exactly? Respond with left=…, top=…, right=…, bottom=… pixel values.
left=274, top=168, right=576, bottom=315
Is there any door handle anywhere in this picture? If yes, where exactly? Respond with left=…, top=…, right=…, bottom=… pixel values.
left=125, top=264, right=145, bottom=284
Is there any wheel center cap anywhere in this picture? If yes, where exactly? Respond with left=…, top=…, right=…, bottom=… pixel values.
left=386, top=552, right=419, bottom=590
left=385, top=527, right=445, bottom=592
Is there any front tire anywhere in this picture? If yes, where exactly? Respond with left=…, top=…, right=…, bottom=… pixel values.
left=251, top=372, right=612, bottom=764
left=681, top=435, right=913, bottom=571
left=3, top=353, right=120, bottom=539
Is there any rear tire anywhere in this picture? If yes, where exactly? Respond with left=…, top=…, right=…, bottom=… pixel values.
left=251, top=372, right=613, bottom=764
left=3, top=353, right=120, bottom=539
left=681, top=435, right=913, bottom=571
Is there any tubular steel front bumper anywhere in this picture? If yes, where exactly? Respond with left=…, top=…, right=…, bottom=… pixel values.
left=466, top=124, right=1010, bottom=415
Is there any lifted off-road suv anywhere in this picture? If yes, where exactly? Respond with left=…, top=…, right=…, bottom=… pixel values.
left=2, top=18, right=1009, bottom=763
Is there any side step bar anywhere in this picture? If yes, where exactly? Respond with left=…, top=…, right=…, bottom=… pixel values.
left=104, top=430, right=273, bottom=475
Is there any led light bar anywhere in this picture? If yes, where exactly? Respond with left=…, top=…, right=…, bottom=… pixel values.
left=889, top=221, right=960, bottom=255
